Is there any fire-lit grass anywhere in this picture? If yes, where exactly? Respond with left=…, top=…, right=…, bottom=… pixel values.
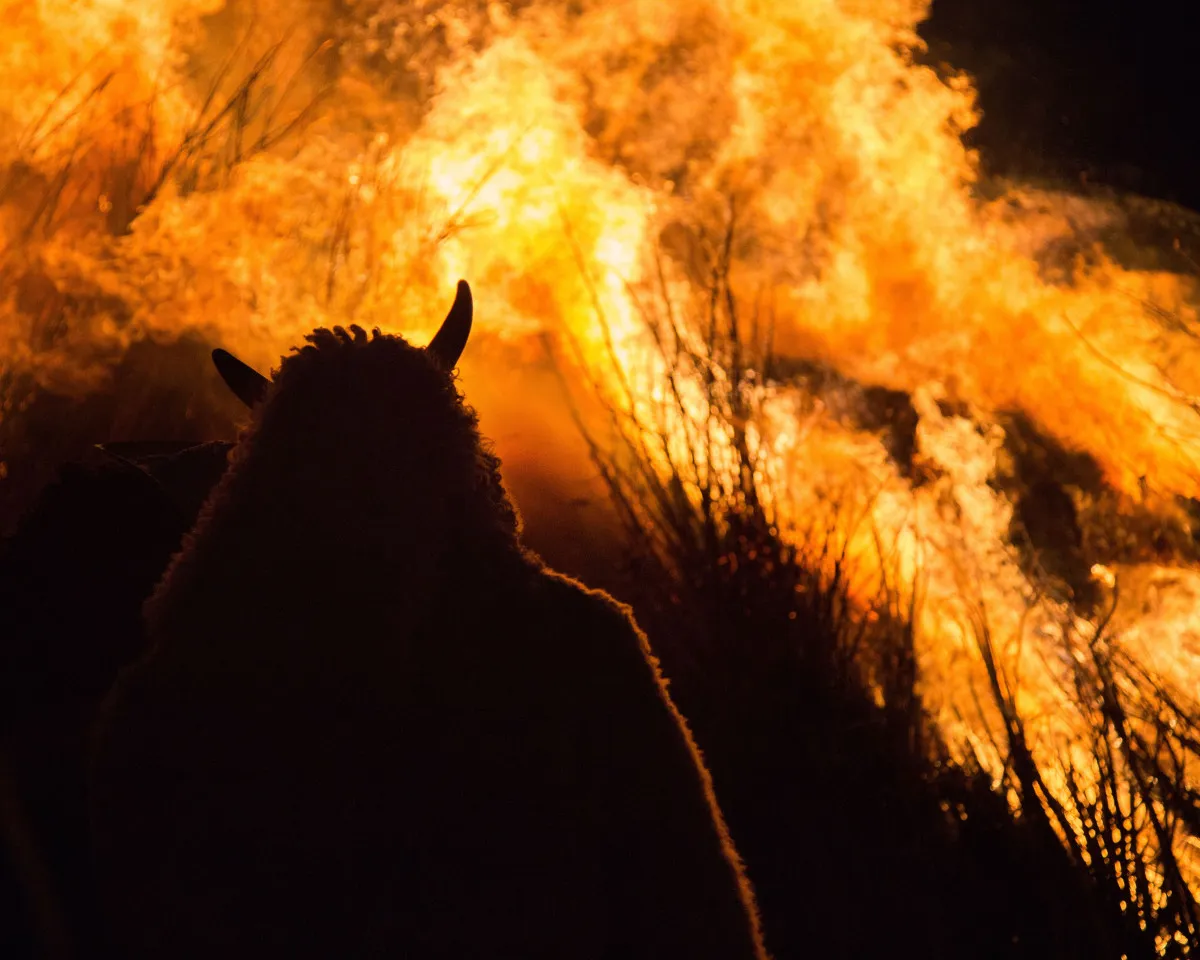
left=5, top=3, right=1200, bottom=957
left=556, top=228, right=1200, bottom=958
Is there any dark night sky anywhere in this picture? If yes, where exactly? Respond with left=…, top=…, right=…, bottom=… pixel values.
left=920, top=0, right=1200, bottom=209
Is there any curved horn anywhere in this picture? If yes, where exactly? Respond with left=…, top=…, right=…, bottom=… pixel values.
left=426, top=280, right=473, bottom=369
left=212, top=348, right=271, bottom=408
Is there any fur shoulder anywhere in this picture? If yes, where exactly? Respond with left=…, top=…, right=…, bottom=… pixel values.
left=526, top=564, right=676, bottom=696
left=531, top=565, right=639, bottom=624
left=530, top=566, right=651, bottom=643
left=527, top=569, right=770, bottom=959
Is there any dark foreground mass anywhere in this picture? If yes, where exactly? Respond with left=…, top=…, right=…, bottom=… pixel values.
left=89, top=297, right=767, bottom=958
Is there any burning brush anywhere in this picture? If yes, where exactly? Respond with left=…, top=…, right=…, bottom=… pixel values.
left=4, top=0, right=1200, bottom=956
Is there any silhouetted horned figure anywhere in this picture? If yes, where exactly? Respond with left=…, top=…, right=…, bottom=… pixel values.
left=89, top=281, right=769, bottom=959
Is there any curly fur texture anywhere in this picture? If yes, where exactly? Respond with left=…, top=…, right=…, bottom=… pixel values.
left=91, top=324, right=768, bottom=959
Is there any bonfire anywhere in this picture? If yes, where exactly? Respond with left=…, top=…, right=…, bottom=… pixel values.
left=4, top=1, right=1200, bottom=956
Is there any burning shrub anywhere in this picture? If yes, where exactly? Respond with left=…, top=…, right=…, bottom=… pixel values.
left=555, top=215, right=1200, bottom=958
left=4, top=2, right=1200, bottom=957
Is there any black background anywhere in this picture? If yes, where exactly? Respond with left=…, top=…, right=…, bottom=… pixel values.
left=920, top=0, right=1199, bottom=209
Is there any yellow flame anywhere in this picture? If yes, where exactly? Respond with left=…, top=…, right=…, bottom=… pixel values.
left=5, top=0, right=1200, bottom=898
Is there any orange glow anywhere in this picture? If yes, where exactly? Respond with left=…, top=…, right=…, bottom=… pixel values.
left=4, top=0, right=1200, bottom=902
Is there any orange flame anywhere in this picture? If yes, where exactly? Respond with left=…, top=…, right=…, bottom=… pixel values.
left=5, top=0, right=1200, bottom=894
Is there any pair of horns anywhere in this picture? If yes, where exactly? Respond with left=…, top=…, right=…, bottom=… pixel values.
left=212, top=280, right=474, bottom=409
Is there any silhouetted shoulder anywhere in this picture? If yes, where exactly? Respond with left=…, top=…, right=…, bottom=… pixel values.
left=532, top=567, right=648, bottom=640
left=527, top=567, right=770, bottom=959
left=530, top=567, right=686, bottom=700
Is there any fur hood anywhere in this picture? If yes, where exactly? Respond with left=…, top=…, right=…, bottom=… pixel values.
left=145, top=323, right=525, bottom=645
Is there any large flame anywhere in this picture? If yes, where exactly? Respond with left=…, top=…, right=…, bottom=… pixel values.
left=6, top=0, right=1200, bottom=901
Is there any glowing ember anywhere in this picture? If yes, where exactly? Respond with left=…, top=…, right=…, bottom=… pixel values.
left=4, top=0, right=1200, bottom=900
